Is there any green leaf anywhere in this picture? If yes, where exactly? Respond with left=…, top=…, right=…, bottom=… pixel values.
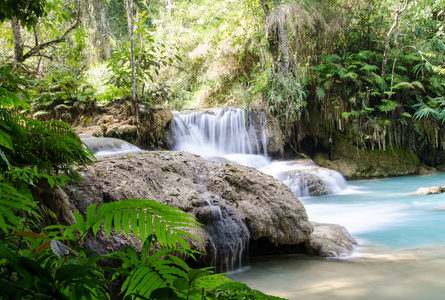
left=130, top=209, right=138, bottom=239
left=0, top=129, right=13, bottom=151
left=187, top=269, right=213, bottom=283
left=104, top=212, right=113, bottom=238
left=114, top=209, right=122, bottom=235
left=74, top=211, right=86, bottom=235
left=122, top=208, right=130, bottom=237
left=139, top=211, right=146, bottom=243
left=172, top=278, right=189, bottom=291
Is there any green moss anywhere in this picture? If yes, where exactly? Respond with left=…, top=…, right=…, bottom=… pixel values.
left=84, top=118, right=94, bottom=126
left=228, top=165, right=240, bottom=173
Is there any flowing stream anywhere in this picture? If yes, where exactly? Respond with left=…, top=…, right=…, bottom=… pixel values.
left=173, top=108, right=445, bottom=299
left=229, top=173, right=445, bottom=300
left=82, top=109, right=445, bottom=298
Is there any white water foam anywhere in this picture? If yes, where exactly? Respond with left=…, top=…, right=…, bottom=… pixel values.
left=173, top=107, right=348, bottom=197
left=81, top=136, right=141, bottom=156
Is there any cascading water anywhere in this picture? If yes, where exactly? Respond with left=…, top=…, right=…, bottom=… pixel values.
left=81, top=136, right=141, bottom=156
left=173, top=108, right=268, bottom=157
left=259, top=160, right=348, bottom=196
left=172, top=107, right=347, bottom=197
left=197, top=199, right=250, bottom=272
left=192, top=165, right=250, bottom=272
left=172, top=107, right=348, bottom=271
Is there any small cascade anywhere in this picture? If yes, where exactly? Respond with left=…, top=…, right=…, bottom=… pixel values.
left=193, top=164, right=250, bottom=272
left=172, top=108, right=348, bottom=197
left=172, top=107, right=349, bottom=270
left=81, top=136, right=141, bottom=156
left=173, top=108, right=268, bottom=157
left=197, top=199, right=250, bottom=272
left=260, top=160, right=347, bottom=197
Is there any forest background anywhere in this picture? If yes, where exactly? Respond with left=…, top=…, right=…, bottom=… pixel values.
left=0, top=0, right=444, bottom=299
left=2, top=0, right=445, bottom=163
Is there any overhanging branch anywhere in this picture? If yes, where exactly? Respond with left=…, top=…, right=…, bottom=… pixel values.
left=22, top=1, right=82, bottom=62
left=22, top=17, right=80, bottom=61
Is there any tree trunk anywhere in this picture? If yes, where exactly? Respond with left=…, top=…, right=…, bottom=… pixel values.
left=126, top=0, right=136, bottom=105
left=100, top=5, right=111, bottom=59
left=11, top=17, right=24, bottom=63
left=277, top=18, right=290, bottom=77
left=381, top=0, right=410, bottom=77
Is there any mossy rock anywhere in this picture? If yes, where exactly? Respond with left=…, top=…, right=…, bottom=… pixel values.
left=314, top=139, right=422, bottom=179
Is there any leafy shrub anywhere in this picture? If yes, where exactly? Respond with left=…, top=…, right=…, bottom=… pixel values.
left=30, top=75, right=97, bottom=120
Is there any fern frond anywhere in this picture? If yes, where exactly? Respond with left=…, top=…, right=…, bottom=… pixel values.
left=393, top=82, right=414, bottom=90
left=344, top=71, right=358, bottom=81
left=411, top=81, right=425, bottom=91
left=377, top=100, right=400, bottom=113
left=373, top=74, right=388, bottom=90
left=354, top=50, right=375, bottom=61
left=320, top=54, right=341, bottom=63
left=62, top=199, right=200, bottom=250
left=359, top=63, right=379, bottom=74
left=413, top=102, right=441, bottom=120
left=0, top=182, right=36, bottom=232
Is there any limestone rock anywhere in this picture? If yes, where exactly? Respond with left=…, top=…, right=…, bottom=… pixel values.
left=305, top=222, right=357, bottom=257
left=414, top=186, right=445, bottom=195
left=72, top=104, right=173, bottom=149
left=314, top=140, right=421, bottom=179
left=304, top=173, right=328, bottom=196
left=53, top=151, right=313, bottom=267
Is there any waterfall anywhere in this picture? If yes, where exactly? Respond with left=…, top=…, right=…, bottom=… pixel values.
left=81, top=136, right=141, bottom=156
left=173, top=108, right=268, bottom=157
left=172, top=107, right=348, bottom=271
left=194, top=165, right=250, bottom=272
left=172, top=107, right=347, bottom=197
left=259, top=160, right=348, bottom=196
left=197, top=199, right=250, bottom=273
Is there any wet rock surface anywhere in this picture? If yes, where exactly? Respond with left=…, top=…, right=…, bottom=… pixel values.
left=306, top=222, right=358, bottom=257
left=414, top=186, right=445, bottom=195
left=314, top=140, right=422, bottom=179
left=73, top=105, right=174, bottom=149
left=57, top=151, right=315, bottom=267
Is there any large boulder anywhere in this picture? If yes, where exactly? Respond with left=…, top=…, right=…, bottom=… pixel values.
left=73, top=104, right=174, bottom=149
left=57, top=151, right=313, bottom=268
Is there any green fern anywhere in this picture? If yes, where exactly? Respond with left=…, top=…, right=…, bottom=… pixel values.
left=373, top=74, right=388, bottom=91
left=358, top=63, right=379, bottom=74
left=377, top=100, right=400, bottom=113
left=319, top=54, right=341, bottom=63
left=0, top=108, right=95, bottom=180
left=58, top=199, right=200, bottom=250
left=413, top=101, right=441, bottom=121
left=0, top=183, right=36, bottom=233
left=315, top=86, right=325, bottom=100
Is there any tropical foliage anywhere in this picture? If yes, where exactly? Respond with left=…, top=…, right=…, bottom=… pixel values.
left=0, top=7, right=283, bottom=297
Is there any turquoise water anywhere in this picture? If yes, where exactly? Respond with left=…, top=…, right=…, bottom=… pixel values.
left=303, top=172, right=445, bottom=249
left=230, top=173, right=445, bottom=300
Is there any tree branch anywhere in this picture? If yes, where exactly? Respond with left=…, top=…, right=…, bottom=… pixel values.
left=22, top=17, right=80, bottom=61
left=381, top=0, right=410, bottom=77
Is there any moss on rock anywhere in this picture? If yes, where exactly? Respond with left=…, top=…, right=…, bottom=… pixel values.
left=314, top=139, right=423, bottom=179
